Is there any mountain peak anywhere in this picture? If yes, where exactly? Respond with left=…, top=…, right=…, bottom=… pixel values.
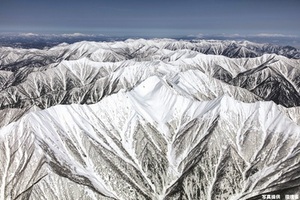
left=1, top=39, right=300, bottom=200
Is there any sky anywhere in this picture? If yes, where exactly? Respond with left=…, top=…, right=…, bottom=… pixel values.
left=0, top=0, right=300, bottom=37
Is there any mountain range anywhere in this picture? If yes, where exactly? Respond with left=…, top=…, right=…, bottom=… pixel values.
left=0, top=39, right=300, bottom=200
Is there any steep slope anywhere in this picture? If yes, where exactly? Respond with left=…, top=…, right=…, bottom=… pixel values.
left=0, top=54, right=266, bottom=127
left=1, top=76, right=300, bottom=200
left=1, top=39, right=300, bottom=200
left=1, top=42, right=300, bottom=128
left=1, top=39, right=300, bottom=69
left=1, top=40, right=299, bottom=115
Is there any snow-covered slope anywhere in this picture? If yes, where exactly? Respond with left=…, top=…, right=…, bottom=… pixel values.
left=1, top=40, right=300, bottom=127
left=1, top=75, right=300, bottom=200
left=1, top=39, right=300, bottom=200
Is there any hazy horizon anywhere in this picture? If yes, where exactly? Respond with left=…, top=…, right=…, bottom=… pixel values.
left=0, top=0, right=299, bottom=38
left=1, top=32, right=300, bottom=49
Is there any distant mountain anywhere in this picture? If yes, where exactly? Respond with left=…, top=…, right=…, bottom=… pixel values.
left=0, top=39, right=300, bottom=200
left=0, top=33, right=114, bottom=49
left=0, top=40, right=299, bottom=127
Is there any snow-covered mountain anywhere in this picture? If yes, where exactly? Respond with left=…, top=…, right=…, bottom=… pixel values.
left=0, top=39, right=300, bottom=200
left=1, top=39, right=300, bottom=126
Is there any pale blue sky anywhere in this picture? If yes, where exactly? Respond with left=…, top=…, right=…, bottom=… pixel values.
left=0, top=0, right=299, bottom=37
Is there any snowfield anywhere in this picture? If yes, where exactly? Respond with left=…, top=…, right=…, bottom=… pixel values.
left=0, top=39, right=300, bottom=200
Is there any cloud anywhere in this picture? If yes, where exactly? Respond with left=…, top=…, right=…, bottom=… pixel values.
left=189, top=33, right=243, bottom=39
left=61, top=33, right=104, bottom=37
left=61, top=33, right=88, bottom=37
left=189, top=32, right=299, bottom=39
left=187, top=33, right=204, bottom=38
left=18, top=33, right=40, bottom=37
left=253, top=33, right=298, bottom=38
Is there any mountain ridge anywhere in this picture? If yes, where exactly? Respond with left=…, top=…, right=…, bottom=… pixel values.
left=1, top=39, right=300, bottom=200
left=1, top=75, right=300, bottom=199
